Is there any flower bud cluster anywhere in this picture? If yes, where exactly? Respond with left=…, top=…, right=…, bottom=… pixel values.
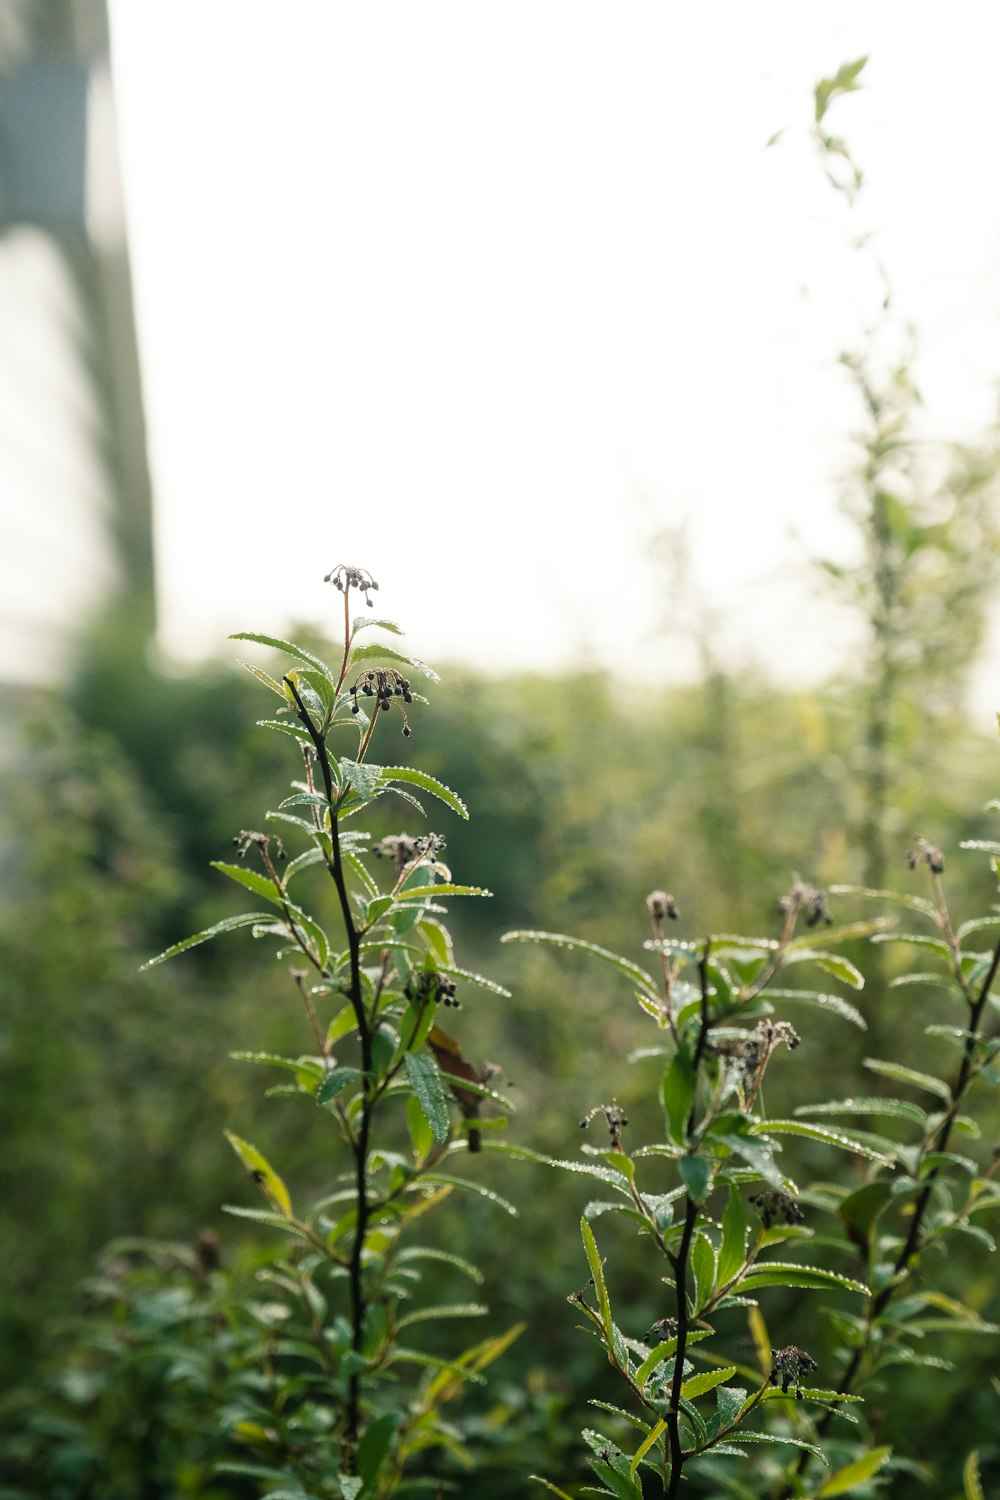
left=404, top=969, right=460, bottom=1008
left=373, top=832, right=447, bottom=875
left=750, top=1188, right=806, bottom=1229
left=778, top=878, right=831, bottom=927
left=323, top=563, right=379, bottom=607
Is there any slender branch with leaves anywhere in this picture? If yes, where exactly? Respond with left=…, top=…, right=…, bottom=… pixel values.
left=506, top=828, right=1000, bottom=1497
left=143, top=565, right=521, bottom=1498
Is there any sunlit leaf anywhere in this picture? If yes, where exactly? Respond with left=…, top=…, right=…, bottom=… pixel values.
left=229, top=631, right=335, bottom=682
left=141, top=912, right=272, bottom=969
left=863, top=1058, right=952, bottom=1102
left=224, top=1130, right=292, bottom=1216
left=501, top=930, right=656, bottom=992
left=816, top=1444, right=892, bottom=1495
left=405, top=1051, right=450, bottom=1142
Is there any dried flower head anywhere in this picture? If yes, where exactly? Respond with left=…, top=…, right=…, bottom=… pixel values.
left=373, top=832, right=447, bottom=876
left=755, top=1018, right=800, bottom=1053
left=778, top=877, right=832, bottom=928
left=707, top=1032, right=765, bottom=1075
left=750, top=1188, right=806, bottom=1229
left=232, top=829, right=285, bottom=863
left=646, top=890, right=679, bottom=922
left=324, top=563, right=379, bottom=607
left=580, top=1100, right=629, bottom=1149
left=907, top=835, right=945, bottom=874
left=771, top=1345, right=817, bottom=1398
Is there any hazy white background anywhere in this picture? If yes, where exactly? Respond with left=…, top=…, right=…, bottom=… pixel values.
left=107, top=3, right=1000, bottom=710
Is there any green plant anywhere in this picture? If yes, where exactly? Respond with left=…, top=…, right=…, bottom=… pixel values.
left=139, top=565, right=521, bottom=1498
left=504, top=837, right=1000, bottom=1496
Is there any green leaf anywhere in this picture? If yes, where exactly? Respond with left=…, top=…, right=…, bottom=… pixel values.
left=349, top=639, right=440, bottom=681
left=405, top=1051, right=450, bottom=1142
left=863, top=1058, right=952, bottom=1102
left=229, top=631, right=335, bottom=683
left=838, top=1181, right=893, bottom=1245
left=629, top=1417, right=668, bottom=1476
left=963, top=1449, right=985, bottom=1500
left=796, top=1096, right=927, bottom=1126
left=633, top=1327, right=712, bottom=1390
left=370, top=764, right=466, bottom=818
left=224, top=1131, right=292, bottom=1216
left=690, top=1231, right=717, bottom=1311
left=783, top=950, right=864, bottom=989
left=211, top=860, right=284, bottom=907
left=681, top=1365, right=737, bottom=1400
left=398, top=883, right=492, bottom=900
left=530, top=1480, right=576, bottom=1499
left=742, top=1262, right=868, bottom=1295
left=718, top=1185, right=751, bottom=1286
left=830, top=882, right=937, bottom=920
left=421, top=1173, right=517, bottom=1215
left=439, top=963, right=512, bottom=997
left=580, top=1219, right=613, bottom=1338
left=765, top=988, right=866, bottom=1030
left=315, top=1066, right=361, bottom=1105
left=397, top=1301, right=487, bottom=1330
left=816, top=1444, right=892, bottom=1496
left=871, top=931, right=951, bottom=957
left=141, top=912, right=272, bottom=968
left=726, top=1430, right=827, bottom=1461
left=256, top=717, right=314, bottom=743
left=357, top=1411, right=401, bottom=1488
left=236, top=657, right=287, bottom=695
left=501, top=930, right=656, bottom=992
left=758, top=1120, right=893, bottom=1165
left=680, top=1154, right=712, bottom=1204
left=663, top=1050, right=696, bottom=1146
left=715, top=1384, right=748, bottom=1427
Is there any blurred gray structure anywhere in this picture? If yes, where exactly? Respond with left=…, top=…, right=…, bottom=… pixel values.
left=0, top=0, right=153, bottom=685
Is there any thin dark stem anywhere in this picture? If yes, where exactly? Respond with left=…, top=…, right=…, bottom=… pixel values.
left=665, top=1195, right=698, bottom=1498
left=284, top=672, right=373, bottom=1459
left=777, top=930, right=1000, bottom=1497
left=665, top=942, right=714, bottom=1495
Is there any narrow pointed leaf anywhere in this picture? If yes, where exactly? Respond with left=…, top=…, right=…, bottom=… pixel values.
left=405, top=1051, right=450, bottom=1142
left=816, top=1445, right=892, bottom=1496
left=211, top=860, right=284, bottom=906
left=229, top=631, right=335, bottom=682
left=758, top=1120, right=893, bottom=1164
left=863, top=1058, right=952, bottom=1102
left=742, top=1262, right=868, bottom=1295
left=630, top=1417, right=668, bottom=1475
left=141, top=912, right=271, bottom=968
left=224, top=1131, right=292, bottom=1216
left=963, top=1450, right=985, bottom=1500
left=501, top=930, right=656, bottom=991
left=681, top=1365, right=738, bottom=1400
left=581, top=1217, right=613, bottom=1340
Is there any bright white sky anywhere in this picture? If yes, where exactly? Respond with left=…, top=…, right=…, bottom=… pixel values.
left=106, top=3, right=1000, bottom=710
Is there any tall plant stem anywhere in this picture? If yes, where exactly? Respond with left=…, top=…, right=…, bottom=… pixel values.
left=665, top=1195, right=698, bottom=1498
left=285, top=674, right=374, bottom=1456
left=776, top=931, right=1000, bottom=1497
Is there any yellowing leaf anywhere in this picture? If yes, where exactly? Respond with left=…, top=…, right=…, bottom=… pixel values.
left=224, top=1130, right=292, bottom=1216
